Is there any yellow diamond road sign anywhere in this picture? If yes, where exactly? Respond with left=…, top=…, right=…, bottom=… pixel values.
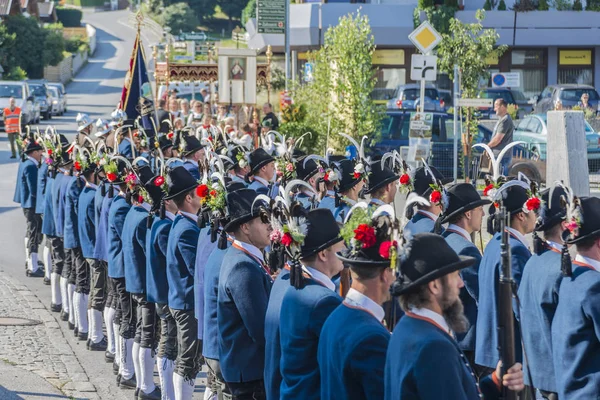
left=409, top=21, right=442, bottom=55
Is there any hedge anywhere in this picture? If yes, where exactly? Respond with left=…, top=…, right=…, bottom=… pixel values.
left=56, top=7, right=82, bottom=27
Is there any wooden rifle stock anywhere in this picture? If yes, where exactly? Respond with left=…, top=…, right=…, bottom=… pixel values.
left=339, top=268, right=351, bottom=298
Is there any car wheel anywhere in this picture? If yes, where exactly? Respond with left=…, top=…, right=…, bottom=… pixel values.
left=510, top=162, right=543, bottom=183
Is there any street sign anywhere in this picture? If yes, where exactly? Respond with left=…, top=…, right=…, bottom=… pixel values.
left=411, top=55, right=437, bottom=81
left=408, top=21, right=442, bottom=55
left=491, top=72, right=521, bottom=88
left=409, top=112, right=433, bottom=131
left=180, top=32, right=207, bottom=41
left=173, top=41, right=187, bottom=49
left=456, top=98, right=494, bottom=107
left=173, top=55, right=193, bottom=62
left=257, top=0, right=286, bottom=34
left=303, top=62, right=313, bottom=83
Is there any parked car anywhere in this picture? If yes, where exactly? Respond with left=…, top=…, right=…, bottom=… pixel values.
left=26, top=80, right=53, bottom=120
left=533, top=84, right=600, bottom=114
left=386, top=84, right=445, bottom=112
left=0, top=81, right=37, bottom=129
left=438, top=89, right=453, bottom=111
left=48, top=82, right=67, bottom=113
left=48, top=86, right=65, bottom=116
left=477, top=87, right=532, bottom=119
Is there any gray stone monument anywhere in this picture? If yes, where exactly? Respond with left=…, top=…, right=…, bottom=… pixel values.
left=547, top=110, right=590, bottom=197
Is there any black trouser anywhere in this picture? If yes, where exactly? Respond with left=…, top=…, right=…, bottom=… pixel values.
left=23, top=208, right=42, bottom=254
left=111, top=278, right=122, bottom=323
left=8, top=132, right=20, bottom=157
left=226, top=380, right=265, bottom=400
left=65, top=248, right=83, bottom=285
left=115, top=277, right=136, bottom=339
left=61, top=247, right=73, bottom=283
left=132, top=294, right=158, bottom=349
left=206, top=358, right=230, bottom=397
left=74, top=248, right=90, bottom=294
left=88, top=259, right=107, bottom=311
left=170, top=308, right=202, bottom=380
left=49, top=236, right=64, bottom=275
left=156, top=303, right=177, bottom=361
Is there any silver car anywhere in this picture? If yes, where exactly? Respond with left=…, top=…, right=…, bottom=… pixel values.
left=48, top=86, right=65, bottom=116
left=48, top=83, right=67, bottom=113
left=0, top=81, right=37, bottom=129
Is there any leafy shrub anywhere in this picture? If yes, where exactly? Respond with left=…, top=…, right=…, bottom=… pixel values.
left=159, top=3, right=199, bottom=34
left=498, top=0, right=507, bottom=10
left=56, top=7, right=82, bottom=27
left=573, top=0, right=583, bottom=10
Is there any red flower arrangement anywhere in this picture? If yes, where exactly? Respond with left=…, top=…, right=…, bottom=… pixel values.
left=154, top=176, right=165, bottom=186
left=74, top=161, right=81, bottom=171
left=354, top=224, right=376, bottom=249
left=399, top=174, right=410, bottom=185
left=379, top=240, right=398, bottom=259
left=196, top=184, right=209, bottom=198
left=106, top=172, right=117, bottom=182
left=137, top=194, right=144, bottom=204
left=430, top=190, right=442, bottom=204
left=483, top=184, right=495, bottom=197
left=526, top=197, right=541, bottom=211
left=281, top=232, right=294, bottom=247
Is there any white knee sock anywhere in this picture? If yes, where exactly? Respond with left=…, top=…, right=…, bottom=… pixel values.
left=72, top=291, right=79, bottom=328
left=76, top=294, right=89, bottom=334
left=132, top=341, right=141, bottom=389
left=24, top=237, right=29, bottom=260
left=120, top=337, right=135, bottom=380
left=114, top=323, right=121, bottom=366
left=51, top=273, right=61, bottom=305
left=140, top=347, right=157, bottom=394
left=157, top=357, right=175, bottom=400
left=67, top=284, right=76, bottom=325
left=90, top=309, right=105, bottom=343
left=60, top=277, right=69, bottom=313
left=28, top=253, right=39, bottom=272
left=43, top=246, right=52, bottom=280
left=104, top=307, right=115, bottom=353
left=173, top=372, right=195, bottom=400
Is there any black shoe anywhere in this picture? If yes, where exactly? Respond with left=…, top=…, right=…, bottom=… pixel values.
left=105, top=350, right=115, bottom=362
left=116, top=373, right=121, bottom=384
left=10, top=155, right=16, bottom=159
left=74, top=326, right=78, bottom=336
left=68, top=321, right=75, bottom=330
left=134, top=388, right=140, bottom=398
left=119, top=375, right=136, bottom=389
left=50, top=303, right=62, bottom=313
left=88, top=337, right=108, bottom=351
left=113, top=362, right=119, bottom=375
left=138, top=387, right=161, bottom=400
left=43, top=277, right=51, bottom=285
left=78, top=331, right=88, bottom=341
left=26, top=269, right=44, bottom=278
left=60, top=311, right=69, bottom=321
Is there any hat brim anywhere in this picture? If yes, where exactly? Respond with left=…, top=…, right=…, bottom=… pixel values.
left=94, top=128, right=111, bottom=137
left=364, top=174, right=399, bottom=195
left=77, top=122, right=93, bottom=132
left=394, top=256, right=476, bottom=296
left=25, top=145, right=43, bottom=154
left=251, top=157, right=275, bottom=174
left=567, top=228, right=600, bottom=244
left=440, top=199, right=492, bottom=224
left=223, top=212, right=259, bottom=233
left=301, top=236, right=344, bottom=259
left=535, top=212, right=566, bottom=233
left=163, top=183, right=198, bottom=201
left=338, top=178, right=361, bottom=194
left=336, top=251, right=392, bottom=268
left=182, top=146, right=204, bottom=157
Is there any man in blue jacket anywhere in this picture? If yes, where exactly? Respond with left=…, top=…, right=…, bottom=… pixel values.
left=294, top=156, right=322, bottom=209
left=476, top=184, right=536, bottom=372
left=179, top=135, right=204, bottom=180
left=37, top=151, right=51, bottom=284
left=365, top=160, right=398, bottom=210
left=246, top=148, right=275, bottom=195
left=440, top=183, right=490, bottom=374
left=403, top=165, right=448, bottom=236
left=519, top=185, right=568, bottom=399
left=330, top=159, right=365, bottom=224
left=217, top=188, right=272, bottom=399
left=385, top=233, right=524, bottom=399
left=19, top=140, right=44, bottom=277
left=164, top=166, right=203, bottom=400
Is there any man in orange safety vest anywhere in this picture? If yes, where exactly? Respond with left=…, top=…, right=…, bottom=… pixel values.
left=3, top=97, right=22, bottom=159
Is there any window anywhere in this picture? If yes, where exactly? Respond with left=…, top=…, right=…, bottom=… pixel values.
left=527, top=118, right=542, bottom=134
left=517, top=117, right=532, bottom=132
left=510, top=50, right=547, bottom=99
left=402, top=88, right=439, bottom=101
left=0, top=85, right=23, bottom=99
left=559, top=88, right=599, bottom=102
left=381, top=114, right=409, bottom=140
left=373, top=68, right=406, bottom=102
left=558, top=49, right=593, bottom=86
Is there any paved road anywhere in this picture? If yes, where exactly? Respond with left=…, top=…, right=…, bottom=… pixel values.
left=0, top=10, right=207, bottom=399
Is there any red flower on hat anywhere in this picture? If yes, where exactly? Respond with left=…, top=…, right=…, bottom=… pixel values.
left=379, top=240, right=398, bottom=259
left=399, top=174, right=410, bottom=185
left=354, top=224, right=376, bottom=249
left=483, top=184, right=495, bottom=197
left=526, top=197, right=541, bottom=211
left=134, top=132, right=139, bottom=138
left=74, top=161, right=81, bottom=171
left=430, top=190, right=442, bottom=204
left=47, top=149, right=53, bottom=156
left=353, top=172, right=361, bottom=180
left=154, top=176, right=165, bottom=187
left=566, top=220, right=579, bottom=232
left=281, top=232, right=293, bottom=247
left=107, top=172, right=117, bottom=182
left=167, top=132, right=174, bottom=139
left=196, top=184, right=209, bottom=198
left=137, top=194, right=144, bottom=204
left=285, top=163, right=294, bottom=172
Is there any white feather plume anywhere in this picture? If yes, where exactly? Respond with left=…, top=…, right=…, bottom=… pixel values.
left=472, top=141, right=525, bottom=181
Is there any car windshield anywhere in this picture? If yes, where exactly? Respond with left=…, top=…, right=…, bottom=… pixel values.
left=30, top=85, right=46, bottom=97
left=0, top=84, right=23, bottom=99
left=48, top=87, right=59, bottom=97
left=480, top=90, right=514, bottom=104
left=510, top=90, right=528, bottom=101
left=538, top=115, right=594, bottom=132
left=560, top=89, right=600, bottom=101
left=402, top=88, right=439, bottom=101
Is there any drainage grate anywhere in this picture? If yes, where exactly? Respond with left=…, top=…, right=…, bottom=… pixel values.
left=0, top=317, right=42, bottom=326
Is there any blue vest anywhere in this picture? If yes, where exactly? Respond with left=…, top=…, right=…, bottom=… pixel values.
left=41, top=177, right=56, bottom=236
left=118, top=138, right=133, bottom=159
left=333, top=203, right=351, bottom=224
left=146, top=216, right=173, bottom=304
left=279, top=278, right=342, bottom=400
left=94, top=183, right=108, bottom=228
left=202, top=240, right=233, bottom=360
left=475, top=231, right=531, bottom=368
left=19, top=158, right=38, bottom=209
left=77, top=185, right=97, bottom=259
left=107, top=195, right=131, bottom=278
left=264, top=268, right=291, bottom=400
left=122, top=206, right=149, bottom=294
left=183, top=160, right=200, bottom=180
left=552, top=264, right=600, bottom=400
left=295, top=192, right=314, bottom=210
left=94, top=193, right=115, bottom=261
left=443, top=230, right=481, bottom=351
left=317, top=195, right=336, bottom=215
left=385, top=315, right=501, bottom=400
left=319, top=302, right=390, bottom=400
left=166, top=214, right=200, bottom=310
left=403, top=211, right=438, bottom=237
left=35, top=161, right=48, bottom=214
left=217, top=245, right=273, bottom=383
left=13, top=159, right=24, bottom=204
left=194, top=230, right=218, bottom=338
left=63, top=177, right=82, bottom=250
left=53, top=173, right=71, bottom=238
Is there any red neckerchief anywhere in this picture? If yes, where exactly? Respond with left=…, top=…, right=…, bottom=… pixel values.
left=572, top=260, right=597, bottom=272
left=301, top=269, right=330, bottom=289
left=231, top=241, right=272, bottom=279
left=416, top=210, right=436, bottom=221
left=446, top=228, right=470, bottom=242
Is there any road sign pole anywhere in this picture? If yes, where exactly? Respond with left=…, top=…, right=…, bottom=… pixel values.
left=284, top=0, right=290, bottom=91
left=453, top=64, right=459, bottom=183
left=420, top=76, right=426, bottom=113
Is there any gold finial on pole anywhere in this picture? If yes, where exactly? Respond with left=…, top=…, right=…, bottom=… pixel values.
left=266, top=45, right=273, bottom=105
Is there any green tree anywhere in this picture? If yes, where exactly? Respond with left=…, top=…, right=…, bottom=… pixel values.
left=0, top=24, right=16, bottom=76
left=573, top=0, right=583, bottom=10
left=186, top=0, right=217, bottom=22
left=437, top=10, right=507, bottom=179
left=418, top=0, right=434, bottom=8
left=4, top=15, right=46, bottom=78
left=291, top=11, right=382, bottom=152
left=217, top=0, right=249, bottom=31
left=538, top=0, right=549, bottom=10
left=497, top=0, right=507, bottom=9
left=5, top=67, right=27, bottom=81
left=43, top=24, right=66, bottom=66
left=241, top=0, right=256, bottom=26
left=483, top=0, right=492, bottom=9
left=159, top=3, right=199, bottom=34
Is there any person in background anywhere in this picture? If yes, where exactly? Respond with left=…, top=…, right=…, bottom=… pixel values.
left=262, top=103, right=279, bottom=131
left=578, top=92, right=594, bottom=111
left=487, top=98, right=514, bottom=176
left=4, top=97, right=22, bottom=159
left=180, top=99, right=191, bottom=122
left=168, top=97, right=181, bottom=119
left=188, top=101, right=204, bottom=127
left=156, top=99, right=171, bottom=134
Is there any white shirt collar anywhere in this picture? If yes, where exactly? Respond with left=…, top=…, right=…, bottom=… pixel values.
left=122, top=137, right=131, bottom=143
left=547, top=240, right=562, bottom=252
left=344, top=288, right=385, bottom=322
left=165, top=211, right=176, bottom=221
left=233, top=239, right=265, bottom=263
left=507, top=227, right=528, bottom=246
left=409, top=307, right=451, bottom=335
left=326, top=190, right=335, bottom=196
left=85, top=181, right=98, bottom=190
left=370, top=198, right=386, bottom=206
left=27, top=155, right=38, bottom=164
left=342, top=196, right=357, bottom=206
left=575, top=254, right=600, bottom=272
left=253, top=175, right=269, bottom=187
left=179, top=211, right=198, bottom=223
left=139, top=202, right=151, bottom=212
left=417, top=209, right=438, bottom=221
left=302, top=265, right=335, bottom=292
left=447, top=224, right=471, bottom=242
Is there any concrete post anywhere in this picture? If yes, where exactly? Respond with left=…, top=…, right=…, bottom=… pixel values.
left=547, top=110, right=590, bottom=197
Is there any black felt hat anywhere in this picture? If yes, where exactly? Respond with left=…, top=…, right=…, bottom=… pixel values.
left=412, top=165, right=450, bottom=197
left=158, top=135, right=174, bottom=151
left=491, top=184, right=529, bottom=216
left=226, top=181, right=246, bottom=193
left=567, top=197, right=600, bottom=244
left=24, top=140, right=43, bottom=154
left=296, top=155, right=320, bottom=182
left=337, top=159, right=362, bottom=194
left=180, top=135, right=204, bottom=157
left=337, top=214, right=398, bottom=268
left=224, top=188, right=267, bottom=232
left=393, top=233, right=476, bottom=295
left=365, top=160, right=399, bottom=195
left=164, top=166, right=199, bottom=200
left=248, top=148, right=275, bottom=175
left=440, top=183, right=491, bottom=224
left=300, top=209, right=343, bottom=258
left=144, top=174, right=166, bottom=211
left=535, top=186, right=568, bottom=233
left=225, top=146, right=247, bottom=171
